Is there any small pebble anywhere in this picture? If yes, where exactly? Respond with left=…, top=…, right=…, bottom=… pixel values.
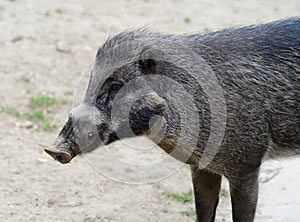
left=11, top=35, right=24, bottom=43
left=47, top=199, right=55, bottom=206
left=84, top=46, right=92, bottom=51
left=12, top=169, right=21, bottom=174
left=22, top=121, right=33, bottom=129
left=56, top=41, right=71, bottom=53
left=36, top=158, right=47, bottom=163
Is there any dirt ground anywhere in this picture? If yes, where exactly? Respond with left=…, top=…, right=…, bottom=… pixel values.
left=0, top=0, right=299, bottom=221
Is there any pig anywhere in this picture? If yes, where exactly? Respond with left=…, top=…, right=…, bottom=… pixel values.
left=45, top=17, right=300, bottom=222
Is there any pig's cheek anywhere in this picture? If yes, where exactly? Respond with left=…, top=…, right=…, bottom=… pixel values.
left=86, top=131, right=105, bottom=151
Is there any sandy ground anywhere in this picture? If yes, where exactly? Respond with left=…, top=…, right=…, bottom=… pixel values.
left=0, top=0, right=299, bottom=221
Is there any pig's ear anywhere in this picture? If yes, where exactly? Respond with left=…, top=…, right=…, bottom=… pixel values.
left=140, top=48, right=164, bottom=74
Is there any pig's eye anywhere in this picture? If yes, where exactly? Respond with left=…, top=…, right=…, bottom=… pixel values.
left=109, top=82, right=123, bottom=98
left=111, top=84, right=122, bottom=92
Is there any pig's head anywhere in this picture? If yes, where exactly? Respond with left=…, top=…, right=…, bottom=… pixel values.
left=45, top=32, right=177, bottom=164
left=45, top=30, right=226, bottom=171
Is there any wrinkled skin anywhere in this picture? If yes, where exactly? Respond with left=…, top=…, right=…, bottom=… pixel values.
left=45, top=18, right=300, bottom=222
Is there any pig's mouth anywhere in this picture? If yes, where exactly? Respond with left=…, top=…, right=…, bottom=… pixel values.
left=44, top=145, right=81, bottom=164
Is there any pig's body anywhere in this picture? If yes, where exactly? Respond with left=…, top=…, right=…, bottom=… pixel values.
left=183, top=19, right=300, bottom=221
left=186, top=18, right=300, bottom=171
left=45, top=18, right=300, bottom=222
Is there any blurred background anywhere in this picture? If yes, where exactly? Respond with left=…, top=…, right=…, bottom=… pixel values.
left=0, top=0, right=299, bottom=221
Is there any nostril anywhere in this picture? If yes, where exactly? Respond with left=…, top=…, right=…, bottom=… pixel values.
left=56, top=154, right=64, bottom=162
left=54, top=152, right=72, bottom=164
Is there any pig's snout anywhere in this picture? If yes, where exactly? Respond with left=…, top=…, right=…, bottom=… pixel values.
left=44, top=148, right=73, bottom=164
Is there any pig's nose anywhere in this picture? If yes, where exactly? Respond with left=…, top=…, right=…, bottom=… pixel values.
left=44, top=148, right=72, bottom=164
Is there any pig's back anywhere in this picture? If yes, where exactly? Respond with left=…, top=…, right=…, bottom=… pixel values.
left=187, top=18, right=300, bottom=156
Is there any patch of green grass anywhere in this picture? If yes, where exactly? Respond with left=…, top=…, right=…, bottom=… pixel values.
left=3, top=94, right=67, bottom=132
left=220, top=188, right=229, bottom=197
left=27, top=94, right=68, bottom=131
left=24, top=110, right=46, bottom=122
left=4, top=107, right=20, bottom=117
left=20, top=76, right=31, bottom=83
left=184, top=17, right=191, bottom=23
left=166, top=189, right=193, bottom=203
left=124, top=167, right=134, bottom=173
left=42, top=119, right=55, bottom=131
left=2, top=94, right=60, bottom=132
left=60, top=98, right=69, bottom=105
left=203, top=27, right=210, bottom=33
left=30, top=95, right=57, bottom=107
left=24, top=110, right=55, bottom=131
left=181, top=209, right=196, bottom=217
left=55, top=8, right=62, bottom=14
